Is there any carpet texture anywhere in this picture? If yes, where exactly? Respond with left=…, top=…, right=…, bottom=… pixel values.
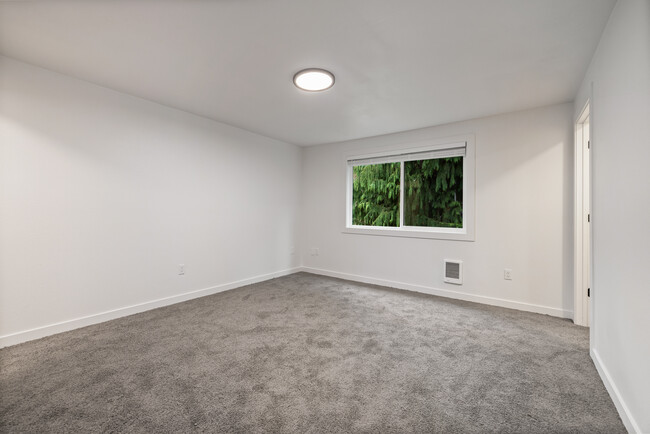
left=1, top=273, right=624, bottom=433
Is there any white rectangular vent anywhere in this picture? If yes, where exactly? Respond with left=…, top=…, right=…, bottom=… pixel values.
left=444, top=259, right=463, bottom=285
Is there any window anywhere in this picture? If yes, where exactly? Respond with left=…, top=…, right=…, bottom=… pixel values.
left=345, top=137, right=475, bottom=241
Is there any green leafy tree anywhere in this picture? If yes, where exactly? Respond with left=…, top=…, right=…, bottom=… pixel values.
left=404, top=157, right=463, bottom=228
left=352, top=162, right=400, bottom=226
left=352, top=157, right=463, bottom=228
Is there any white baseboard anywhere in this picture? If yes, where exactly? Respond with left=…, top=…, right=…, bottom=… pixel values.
left=591, top=348, right=641, bottom=434
left=300, top=266, right=573, bottom=319
left=0, top=266, right=573, bottom=348
left=0, top=267, right=302, bottom=348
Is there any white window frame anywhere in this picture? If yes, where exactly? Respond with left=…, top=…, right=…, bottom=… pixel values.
left=344, top=135, right=475, bottom=241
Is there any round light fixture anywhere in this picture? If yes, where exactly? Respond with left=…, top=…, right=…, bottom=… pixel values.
left=293, top=68, right=335, bottom=92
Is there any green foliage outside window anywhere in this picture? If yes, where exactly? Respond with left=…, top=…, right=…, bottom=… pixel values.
left=352, top=157, right=463, bottom=228
left=404, top=157, right=463, bottom=228
left=352, top=162, right=400, bottom=226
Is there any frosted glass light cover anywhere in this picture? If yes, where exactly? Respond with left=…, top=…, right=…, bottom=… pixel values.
left=293, top=69, right=335, bottom=91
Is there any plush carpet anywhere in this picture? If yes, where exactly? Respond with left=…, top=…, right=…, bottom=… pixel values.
left=0, top=273, right=624, bottom=433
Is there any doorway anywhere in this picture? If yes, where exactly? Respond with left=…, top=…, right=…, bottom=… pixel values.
left=574, top=103, right=591, bottom=327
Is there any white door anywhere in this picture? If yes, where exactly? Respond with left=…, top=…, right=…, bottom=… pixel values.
left=582, top=115, right=590, bottom=326
left=574, top=104, right=591, bottom=327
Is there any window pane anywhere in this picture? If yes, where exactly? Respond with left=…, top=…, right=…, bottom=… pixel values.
left=404, top=157, right=463, bottom=228
left=352, top=162, right=400, bottom=226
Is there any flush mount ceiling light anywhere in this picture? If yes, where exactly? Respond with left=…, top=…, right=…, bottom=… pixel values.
left=293, top=68, right=335, bottom=92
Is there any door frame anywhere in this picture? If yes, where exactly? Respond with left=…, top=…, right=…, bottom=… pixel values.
left=574, top=101, right=591, bottom=327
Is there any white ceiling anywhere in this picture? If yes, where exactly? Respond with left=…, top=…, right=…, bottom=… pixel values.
left=0, top=0, right=615, bottom=146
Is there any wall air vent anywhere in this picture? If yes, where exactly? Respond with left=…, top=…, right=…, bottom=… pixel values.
left=444, top=259, right=463, bottom=285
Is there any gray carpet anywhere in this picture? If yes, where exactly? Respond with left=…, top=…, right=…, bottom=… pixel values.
left=0, top=273, right=624, bottom=433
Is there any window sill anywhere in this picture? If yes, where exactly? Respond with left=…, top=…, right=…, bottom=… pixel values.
left=343, top=225, right=475, bottom=241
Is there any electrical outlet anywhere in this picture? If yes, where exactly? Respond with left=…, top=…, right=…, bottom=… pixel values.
left=310, top=248, right=319, bottom=256
left=290, top=246, right=295, bottom=255
left=504, top=268, right=512, bottom=280
left=178, top=264, right=185, bottom=275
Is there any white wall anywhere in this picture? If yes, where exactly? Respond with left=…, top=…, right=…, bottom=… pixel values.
left=0, top=57, right=301, bottom=346
left=301, top=103, right=574, bottom=318
left=573, top=0, right=650, bottom=432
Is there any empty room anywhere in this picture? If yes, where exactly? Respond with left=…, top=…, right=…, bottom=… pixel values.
left=1, top=0, right=648, bottom=432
